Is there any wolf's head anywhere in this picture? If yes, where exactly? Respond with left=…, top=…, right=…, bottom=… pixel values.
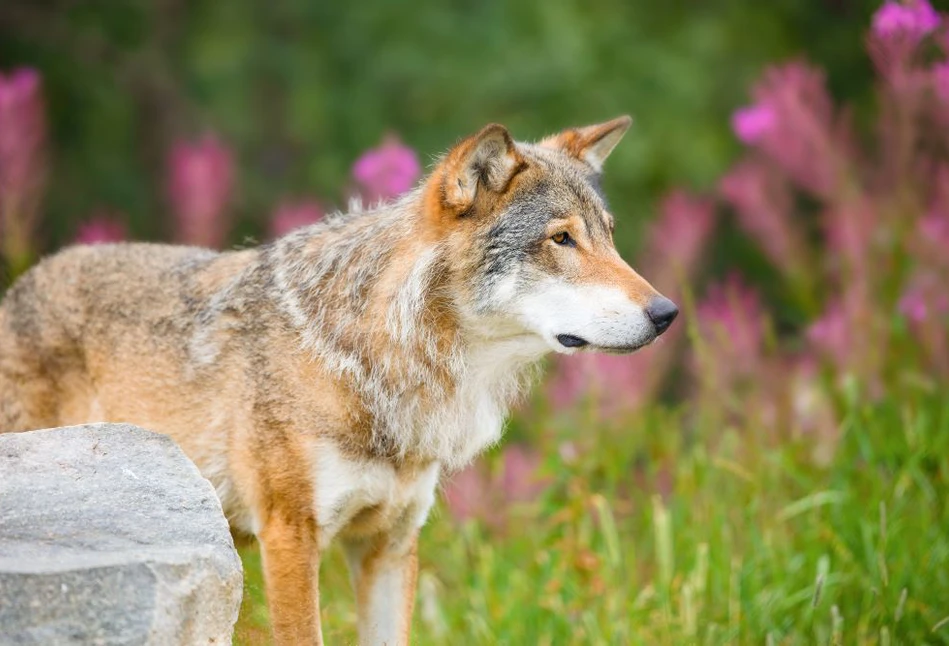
left=424, top=117, right=677, bottom=356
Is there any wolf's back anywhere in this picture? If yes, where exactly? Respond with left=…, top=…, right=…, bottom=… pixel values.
left=0, top=243, right=222, bottom=432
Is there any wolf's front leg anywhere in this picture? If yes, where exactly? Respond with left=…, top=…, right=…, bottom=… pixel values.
left=258, top=513, right=323, bottom=645
left=344, top=531, right=419, bottom=646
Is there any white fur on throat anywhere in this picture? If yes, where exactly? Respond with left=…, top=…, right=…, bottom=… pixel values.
left=271, top=194, right=547, bottom=471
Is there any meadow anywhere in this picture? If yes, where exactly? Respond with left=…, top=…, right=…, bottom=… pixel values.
left=2, top=0, right=948, bottom=643
left=235, top=391, right=949, bottom=644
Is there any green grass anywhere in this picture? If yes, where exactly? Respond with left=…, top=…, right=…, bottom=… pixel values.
left=234, top=392, right=949, bottom=645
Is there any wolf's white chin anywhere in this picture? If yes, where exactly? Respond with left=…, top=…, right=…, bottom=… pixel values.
left=510, top=280, right=655, bottom=355
left=549, top=338, right=654, bottom=356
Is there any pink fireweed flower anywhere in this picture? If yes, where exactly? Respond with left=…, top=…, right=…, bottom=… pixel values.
left=442, top=445, right=548, bottom=528
left=647, top=190, right=716, bottom=282
left=898, top=272, right=949, bottom=378
left=75, top=214, right=127, bottom=245
left=807, top=303, right=847, bottom=349
left=898, top=288, right=929, bottom=323
left=720, top=159, right=805, bottom=275
left=166, top=135, right=235, bottom=249
left=806, top=300, right=855, bottom=373
left=871, top=0, right=940, bottom=40
left=918, top=211, right=949, bottom=268
left=545, top=353, right=590, bottom=411
left=352, top=135, right=421, bottom=203
left=694, top=274, right=766, bottom=378
left=442, top=465, right=490, bottom=523
left=269, top=200, right=324, bottom=238
left=908, top=0, right=939, bottom=31
left=869, top=1, right=942, bottom=80
left=919, top=212, right=949, bottom=247
left=933, top=61, right=949, bottom=102
left=822, top=200, right=879, bottom=285
left=744, top=62, right=848, bottom=199
left=907, top=167, right=949, bottom=269
left=898, top=273, right=949, bottom=323
left=500, top=445, right=547, bottom=505
left=731, top=104, right=777, bottom=144
left=0, top=68, right=43, bottom=198
left=0, top=67, right=46, bottom=266
left=546, top=352, right=653, bottom=417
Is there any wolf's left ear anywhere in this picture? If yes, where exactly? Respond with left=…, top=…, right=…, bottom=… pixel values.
left=540, top=115, right=632, bottom=173
left=441, top=124, right=525, bottom=211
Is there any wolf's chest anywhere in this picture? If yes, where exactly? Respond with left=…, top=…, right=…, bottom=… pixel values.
left=309, top=440, right=440, bottom=548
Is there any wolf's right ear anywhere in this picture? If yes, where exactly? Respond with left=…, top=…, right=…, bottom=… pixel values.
left=540, top=115, right=632, bottom=173
left=439, top=124, right=525, bottom=212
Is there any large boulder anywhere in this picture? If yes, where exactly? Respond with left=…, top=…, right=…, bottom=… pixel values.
left=0, top=424, right=243, bottom=645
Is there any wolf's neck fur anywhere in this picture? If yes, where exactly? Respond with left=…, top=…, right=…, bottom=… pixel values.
left=267, top=192, right=546, bottom=470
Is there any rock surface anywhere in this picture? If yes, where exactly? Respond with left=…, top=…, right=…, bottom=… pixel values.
left=0, top=424, right=243, bottom=645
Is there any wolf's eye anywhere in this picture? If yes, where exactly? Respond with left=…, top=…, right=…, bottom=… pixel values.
left=551, top=231, right=572, bottom=246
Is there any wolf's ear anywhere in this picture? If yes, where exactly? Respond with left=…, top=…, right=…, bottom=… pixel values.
left=441, top=124, right=524, bottom=211
left=540, top=115, right=632, bottom=172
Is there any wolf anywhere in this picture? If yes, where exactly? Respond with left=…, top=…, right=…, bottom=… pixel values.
left=0, top=117, right=678, bottom=645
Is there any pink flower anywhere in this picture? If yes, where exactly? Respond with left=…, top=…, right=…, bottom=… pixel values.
left=909, top=0, right=939, bottom=31
left=898, top=272, right=949, bottom=378
left=0, top=69, right=43, bottom=196
left=500, top=445, right=547, bottom=504
left=647, top=191, right=716, bottom=283
left=546, top=352, right=653, bottom=417
left=720, top=159, right=805, bottom=275
left=823, top=200, right=878, bottom=283
left=352, top=135, right=421, bottom=203
left=806, top=300, right=853, bottom=371
left=920, top=211, right=949, bottom=241
left=898, top=289, right=928, bottom=323
left=545, top=354, right=590, bottom=411
left=871, top=0, right=940, bottom=40
left=933, top=61, right=949, bottom=102
left=744, top=62, right=848, bottom=199
left=911, top=167, right=949, bottom=268
left=869, top=1, right=942, bottom=78
left=898, top=273, right=949, bottom=323
left=919, top=212, right=949, bottom=257
left=442, top=445, right=548, bottom=528
left=442, top=465, right=490, bottom=523
left=75, top=214, right=127, bottom=245
left=731, top=104, right=777, bottom=144
left=0, top=67, right=46, bottom=268
left=167, top=135, right=235, bottom=248
left=0, top=68, right=38, bottom=104
left=695, top=274, right=766, bottom=378
left=269, top=200, right=324, bottom=238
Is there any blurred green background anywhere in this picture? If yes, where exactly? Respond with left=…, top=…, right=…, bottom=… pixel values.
left=0, top=0, right=879, bottom=257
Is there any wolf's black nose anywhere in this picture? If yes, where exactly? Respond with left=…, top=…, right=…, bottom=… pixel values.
left=645, top=296, right=679, bottom=334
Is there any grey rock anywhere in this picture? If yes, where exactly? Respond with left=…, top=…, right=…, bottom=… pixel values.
left=0, top=424, right=243, bottom=645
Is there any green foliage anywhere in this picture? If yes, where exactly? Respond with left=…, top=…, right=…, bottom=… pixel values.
left=237, top=392, right=949, bottom=644
left=0, top=0, right=879, bottom=258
